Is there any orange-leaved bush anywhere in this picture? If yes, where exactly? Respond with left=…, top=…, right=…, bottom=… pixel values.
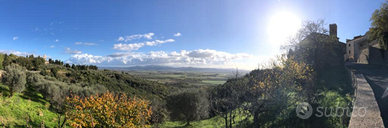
left=66, top=91, right=152, bottom=128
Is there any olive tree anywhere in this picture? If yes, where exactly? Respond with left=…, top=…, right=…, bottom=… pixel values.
left=2, top=64, right=26, bottom=96
left=166, top=89, right=209, bottom=126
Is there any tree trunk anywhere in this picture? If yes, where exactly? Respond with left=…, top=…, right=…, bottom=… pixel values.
left=225, top=115, right=228, bottom=128
left=186, top=118, right=190, bottom=126
left=9, top=88, right=13, bottom=97
left=253, top=110, right=260, bottom=128
left=57, top=115, right=61, bottom=127
left=229, top=112, right=232, bottom=128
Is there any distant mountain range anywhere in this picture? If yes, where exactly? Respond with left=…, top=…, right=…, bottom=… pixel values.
left=100, top=65, right=250, bottom=73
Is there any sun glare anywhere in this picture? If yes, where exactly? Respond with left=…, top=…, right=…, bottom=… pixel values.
left=268, top=12, right=301, bottom=46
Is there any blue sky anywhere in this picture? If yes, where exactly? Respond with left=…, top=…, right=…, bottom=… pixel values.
left=0, top=0, right=385, bottom=70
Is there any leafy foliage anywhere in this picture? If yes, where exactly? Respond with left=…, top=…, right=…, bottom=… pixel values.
left=166, top=89, right=210, bottom=126
left=246, top=55, right=314, bottom=127
left=37, top=64, right=174, bottom=99
left=370, top=0, right=388, bottom=50
left=210, top=70, right=249, bottom=128
left=66, top=92, right=152, bottom=128
left=150, top=98, right=168, bottom=126
left=2, top=64, right=26, bottom=96
left=27, top=73, right=107, bottom=112
left=2, top=54, right=45, bottom=71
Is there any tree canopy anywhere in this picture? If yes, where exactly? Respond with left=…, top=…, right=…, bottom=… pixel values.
left=370, top=0, right=388, bottom=50
left=2, top=64, right=26, bottom=96
left=166, top=89, right=209, bottom=126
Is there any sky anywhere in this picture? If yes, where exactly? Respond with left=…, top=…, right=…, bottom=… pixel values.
left=0, top=0, right=385, bottom=70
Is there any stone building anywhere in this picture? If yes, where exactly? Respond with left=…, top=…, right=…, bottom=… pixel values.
left=330, top=24, right=338, bottom=38
left=329, top=24, right=347, bottom=62
left=345, top=34, right=368, bottom=62
left=291, top=23, right=346, bottom=67
left=345, top=32, right=388, bottom=65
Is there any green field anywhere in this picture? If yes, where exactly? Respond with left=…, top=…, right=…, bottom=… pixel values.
left=202, top=80, right=227, bottom=85
left=126, top=71, right=232, bottom=86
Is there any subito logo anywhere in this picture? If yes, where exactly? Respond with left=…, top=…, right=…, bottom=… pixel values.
left=296, top=102, right=313, bottom=119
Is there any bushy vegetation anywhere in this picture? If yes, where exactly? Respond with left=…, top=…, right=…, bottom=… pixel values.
left=166, top=89, right=210, bottom=126
left=3, top=54, right=45, bottom=71
left=370, top=0, right=388, bottom=50
left=2, top=64, right=27, bottom=97
left=66, top=92, right=152, bottom=128
left=37, top=64, right=173, bottom=99
left=26, top=72, right=107, bottom=113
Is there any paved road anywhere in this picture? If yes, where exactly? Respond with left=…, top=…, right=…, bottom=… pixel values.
left=347, top=64, right=388, bottom=127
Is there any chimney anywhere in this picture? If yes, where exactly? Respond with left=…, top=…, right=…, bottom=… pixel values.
left=329, top=24, right=337, bottom=37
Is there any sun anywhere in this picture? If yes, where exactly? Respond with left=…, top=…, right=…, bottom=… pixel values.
left=268, top=12, right=301, bottom=46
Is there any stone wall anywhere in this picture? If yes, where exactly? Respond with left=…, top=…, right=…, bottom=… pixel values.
left=357, top=47, right=369, bottom=64
left=357, top=40, right=388, bottom=66
left=348, top=73, right=385, bottom=128
left=368, top=46, right=388, bottom=66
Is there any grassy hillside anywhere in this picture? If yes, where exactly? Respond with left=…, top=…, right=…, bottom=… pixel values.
left=0, top=83, right=60, bottom=127
left=38, top=64, right=175, bottom=99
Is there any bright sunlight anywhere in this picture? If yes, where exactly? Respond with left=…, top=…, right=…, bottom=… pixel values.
left=268, top=11, right=301, bottom=46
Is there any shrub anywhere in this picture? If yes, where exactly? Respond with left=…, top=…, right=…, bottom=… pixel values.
left=66, top=92, right=152, bottom=128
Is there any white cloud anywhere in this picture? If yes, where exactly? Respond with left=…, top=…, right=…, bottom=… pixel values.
left=64, top=48, right=82, bottom=54
left=116, top=36, right=125, bottom=41
left=145, top=39, right=175, bottom=46
left=66, top=49, right=265, bottom=70
left=55, top=39, right=59, bottom=42
left=67, top=53, right=104, bottom=64
left=0, top=50, right=34, bottom=56
left=113, top=43, right=144, bottom=51
left=142, top=33, right=154, bottom=39
left=13, top=37, right=19, bottom=40
left=113, top=39, right=174, bottom=51
left=74, top=42, right=97, bottom=46
left=174, top=32, right=182, bottom=37
left=50, top=45, right=55, bottom=48
left=116, top=33, right=155, bottom=42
